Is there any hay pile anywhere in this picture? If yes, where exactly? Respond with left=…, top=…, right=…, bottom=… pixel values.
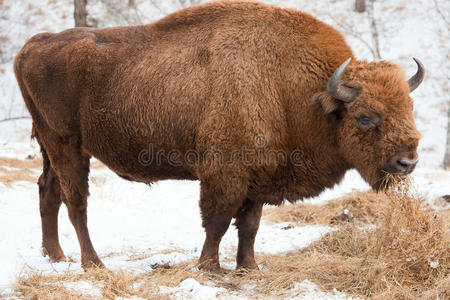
left=259, top=184, right=450, bottom=299
left=263, top=191, right=384, bottom=225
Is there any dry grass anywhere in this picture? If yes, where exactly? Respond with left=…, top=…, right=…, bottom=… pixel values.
left=260, top=185, right=450, bottom=299
left=0, top=157, right=42, bottom=170
left=264, top=191, right=385, bottom=226
left=0, top=157, right=42, bottom=185
left=11, top=185, right=450, bottom=299
left=0, top=167, right=38, bottom=185
left=0, top=156, right=108, bottom=186
left=13, top=272, right=98, bottom=300
left=11, top=267, right=166, bottom=300
left=10, top=263, right=213, bottom=299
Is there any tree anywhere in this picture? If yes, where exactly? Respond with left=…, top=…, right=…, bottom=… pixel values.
left=327, top=0, right=381, bottom=60
left=355, top=0, right=366, bottom=13
left=74, top=0, right=88, bottom=27
left=444, top=108, right=450, bottom=169
left=367, top=0, right=381, bottom=60
left=434, top=0, right=450, bottom=168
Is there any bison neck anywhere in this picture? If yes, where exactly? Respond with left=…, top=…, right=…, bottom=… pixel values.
left=254, top=102, right=351, bottom=205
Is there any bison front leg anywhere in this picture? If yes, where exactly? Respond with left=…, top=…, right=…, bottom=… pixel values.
left=198, top=171, right=248, bottom=272
left=234, top=199, right=263, bottom=270
left=198, top=211, right=232, bottom=272
left=38, top=149, right=66, bottom=262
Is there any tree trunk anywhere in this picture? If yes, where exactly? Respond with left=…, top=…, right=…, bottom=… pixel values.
left=355, top=0, right=366, bottom=13
left=367, top=0, right=381, bottom=60
left=74, top=0, right=88, bottom=27
left=443, top=104, right=450, bottom=169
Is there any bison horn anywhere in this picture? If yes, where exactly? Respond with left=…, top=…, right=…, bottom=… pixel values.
left=328, top=58, right=361, bottom=103
left=408, top=57, right=425, bottom=93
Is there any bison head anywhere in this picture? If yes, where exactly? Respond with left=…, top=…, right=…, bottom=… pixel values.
left=315, top=58, right=424, bottom=190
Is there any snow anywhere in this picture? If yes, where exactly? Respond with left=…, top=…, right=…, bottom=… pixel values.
left=160, top=278, right=361, bottom=300
left=428, top=260, right=439, bottom=269
left=289, top=280, right=362, bottom=300
left=160, top=278, right=227, bottom=300
left=410, top=168, right=450, bottom=210
left=63, top=280, right=103, bottom=298
left=255, top=224, right=334, bottom=255
left=0, top=0, right=449, bottom=299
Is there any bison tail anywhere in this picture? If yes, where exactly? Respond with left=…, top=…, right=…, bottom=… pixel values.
left=14, top=46, right=40, bottom=141
left=31, top=123, right=37, bottom=140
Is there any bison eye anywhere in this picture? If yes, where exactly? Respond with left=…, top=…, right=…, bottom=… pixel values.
left=357, top=115, right=373, bottom=126
left=356, top=113, right=381, bottom=131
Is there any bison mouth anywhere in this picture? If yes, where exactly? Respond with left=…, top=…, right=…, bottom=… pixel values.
left=367, top=154, right=418, bottom=191
left=370, top=170, right=410, bottom=192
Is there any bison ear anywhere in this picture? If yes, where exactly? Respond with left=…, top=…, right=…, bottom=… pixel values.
left=312, top=92, right=343, bottom=123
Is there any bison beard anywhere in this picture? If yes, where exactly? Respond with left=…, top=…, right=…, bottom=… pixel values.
left=14, top=0, right=423, bottom=271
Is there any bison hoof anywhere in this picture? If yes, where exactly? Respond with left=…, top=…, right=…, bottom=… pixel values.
left=82, top=257, right=105, bottom=270
left=236, top=261, right=259, bottom=270
left=198, top=259, right=221, bottom=273
left=42, top=246, right=66, bottom=262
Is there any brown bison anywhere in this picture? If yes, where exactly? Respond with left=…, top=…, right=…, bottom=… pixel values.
left=14, top=0, right=424, bottom=271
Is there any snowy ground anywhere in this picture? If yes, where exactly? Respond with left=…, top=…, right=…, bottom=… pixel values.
left=1, top=120, right=449, bottom=299
left=0, top=0, right=449, bottom=298
left=0, top=120, right=347, bottom=298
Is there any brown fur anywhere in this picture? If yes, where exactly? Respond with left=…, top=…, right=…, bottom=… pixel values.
left=13, top=0, right=420, bottom=271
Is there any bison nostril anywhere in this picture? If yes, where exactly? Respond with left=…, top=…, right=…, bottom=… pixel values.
left=396, top=158, right=418, bottom=173
left=397, top=159, right=409, bottom=169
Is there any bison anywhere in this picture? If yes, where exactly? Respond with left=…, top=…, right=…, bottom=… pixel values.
left=14, top=0, right=424, bottom=271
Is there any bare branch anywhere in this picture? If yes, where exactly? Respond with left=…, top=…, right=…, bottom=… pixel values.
left=325, top=9, right=378, bottom=60
left=0, top=116, right=31, bottom=123
left=444, top=104, right=450, bottom=168
left=326, top=0, right=381, bottom=60
left=97, top=0, right=136, bottom=25
left=149, top=0, right=167, bottom=16
left=433, top=0, right=450, bottom=26
left=367, top=0, right=381, bottom=60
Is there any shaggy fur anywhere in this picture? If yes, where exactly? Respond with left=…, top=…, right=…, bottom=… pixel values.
left=14, top=0, right=421, bottom=271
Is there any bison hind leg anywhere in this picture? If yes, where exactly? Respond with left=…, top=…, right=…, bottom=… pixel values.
left=38, top=147, right=66, bottom=262
left=234, top=198, right=262, bottom=270
left=37, top=129, right=103, bottom=270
